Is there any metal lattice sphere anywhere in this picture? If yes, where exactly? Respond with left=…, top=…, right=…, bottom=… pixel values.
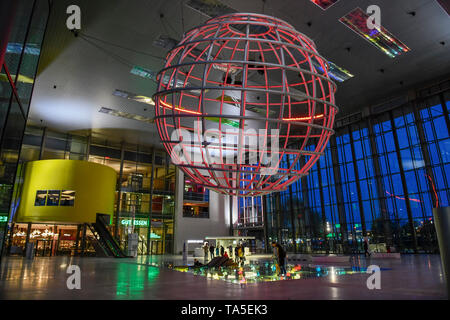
left=154, top=13, right=338, bottom=197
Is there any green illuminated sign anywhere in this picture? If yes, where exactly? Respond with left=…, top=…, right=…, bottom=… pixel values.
left=150, top=232, right=161, bottom=239
left=335, top=224, right=341, bottom=228
left=0, top=216, right=8, bottom=223
left=120, top=219, right=148, bottom=227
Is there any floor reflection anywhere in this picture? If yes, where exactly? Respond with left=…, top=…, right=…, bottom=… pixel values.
left=169, top=260, right=388, bottom=284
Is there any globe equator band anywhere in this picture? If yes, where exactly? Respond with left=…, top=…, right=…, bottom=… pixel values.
left=154, top=113, right=336, bottom=133
left=154, top=89, right=338, bottom=115
left=154, top=85, right=338, bottom=112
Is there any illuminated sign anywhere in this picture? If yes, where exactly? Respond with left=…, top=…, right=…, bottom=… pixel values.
left=0, top=216, right=8, bottom=223
left=187, top=240, right=204, bottom=244
left=120, top=219, right=148, bottom=226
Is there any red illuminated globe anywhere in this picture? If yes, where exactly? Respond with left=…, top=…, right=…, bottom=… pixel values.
left=154, top=13, right=337, bottom=197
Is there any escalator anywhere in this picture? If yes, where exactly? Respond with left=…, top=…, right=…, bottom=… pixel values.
left=89, top=214, right=129, bottom=258
left=86, top=230, right=112, bottom=257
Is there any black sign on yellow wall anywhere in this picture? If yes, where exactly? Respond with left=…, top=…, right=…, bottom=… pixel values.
left=15, top=160, right=116, bottom=224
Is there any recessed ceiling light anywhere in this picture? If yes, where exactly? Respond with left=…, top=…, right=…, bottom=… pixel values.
left=130, top=65, right=188, bottom=87
left=98, top=107, right=154, bottom=123
left=311, top=59, right=354, bottom=82
left=113, top=89, right=155, bottom=105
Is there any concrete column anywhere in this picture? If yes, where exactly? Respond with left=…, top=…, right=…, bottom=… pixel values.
left=146, top=148, right=156, bottom=255
left=114, top=142, right=125, bottom=239
left=173, top=167, right=184, bottom=254
left=262, top=195, right=270, bottom=253
left=23, top=222, right=32, bottom=257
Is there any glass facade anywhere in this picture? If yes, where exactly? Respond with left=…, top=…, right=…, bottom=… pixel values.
left=264, top=84, right=450, bottom=254
left=0, top=0, right=50, bottom=263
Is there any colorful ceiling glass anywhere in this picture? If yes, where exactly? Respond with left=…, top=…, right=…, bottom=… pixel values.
left=309, top=0, right=341, bottom=10
left=339, top=7, right=410, bottom=58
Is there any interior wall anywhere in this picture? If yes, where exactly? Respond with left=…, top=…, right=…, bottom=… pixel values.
left=174, top=168, right=230, bottom=254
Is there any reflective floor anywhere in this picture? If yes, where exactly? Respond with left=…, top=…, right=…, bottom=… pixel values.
left=171, top=259, right=391, bottom=284
left=0, top=254, right=446, bottom=299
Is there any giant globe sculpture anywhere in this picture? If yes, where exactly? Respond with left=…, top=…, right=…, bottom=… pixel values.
left=153, top=13, right=338, bottom=197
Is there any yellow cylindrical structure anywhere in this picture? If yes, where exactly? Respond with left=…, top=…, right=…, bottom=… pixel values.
left=15, top=160, right=117, bottom=224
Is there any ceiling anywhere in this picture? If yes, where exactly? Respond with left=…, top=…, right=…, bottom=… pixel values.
left=28, top=0, right=450, bottom=148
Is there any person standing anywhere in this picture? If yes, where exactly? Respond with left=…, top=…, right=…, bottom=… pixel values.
left=228, top=245, right=233, bottom=258
left=202, top=242, right=209, bottom=263
left=238, top=244, right=245, bottom=266
left=209, top=244, right=215, bottom=259
left=234, top=246, right=239, bottom=262
left=363, top=239, right=371, bottom=257
left=215, top=245, right=220, bottom=257
left=220, top=245, right=225, bottom=256
left=272, top=242, right=286, bottom=275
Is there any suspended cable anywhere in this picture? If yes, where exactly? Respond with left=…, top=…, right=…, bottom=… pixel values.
left=181, top=0, right=185, bottom=35
left=77, top=31, right=165, bottom=61
left=77, top=34, right=159, bottom=85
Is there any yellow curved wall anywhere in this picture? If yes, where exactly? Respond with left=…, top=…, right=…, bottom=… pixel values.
left=15, top=160, right=117, bottom=224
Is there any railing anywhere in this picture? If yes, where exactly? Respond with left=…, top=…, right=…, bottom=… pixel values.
left=183, top=191, right=208, bottom=201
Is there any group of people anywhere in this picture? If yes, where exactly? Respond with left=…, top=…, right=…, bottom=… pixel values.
left=202, top=242, right=246, bottom=265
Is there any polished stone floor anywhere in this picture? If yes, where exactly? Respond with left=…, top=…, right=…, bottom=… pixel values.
left=0, top=254, right=447, bottom=300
